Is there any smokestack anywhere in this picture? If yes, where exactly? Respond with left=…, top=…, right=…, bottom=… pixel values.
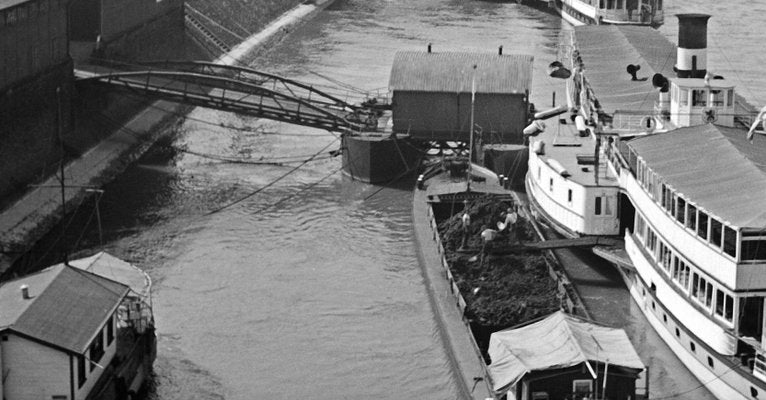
left=676, top=14, right=711, bottom=78
left=21, top=284, right=30, bottom=300
left=498, top=45, right=503, bottom=55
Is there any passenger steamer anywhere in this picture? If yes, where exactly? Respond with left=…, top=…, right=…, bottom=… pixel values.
left=526, top=14, right=766, bottom=399
left=559, top=0, right=664, bottom=27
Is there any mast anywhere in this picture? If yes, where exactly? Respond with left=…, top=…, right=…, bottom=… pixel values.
left=56, top=87, right=69, bottom=265
left=467, top=64, right=476, bottom=192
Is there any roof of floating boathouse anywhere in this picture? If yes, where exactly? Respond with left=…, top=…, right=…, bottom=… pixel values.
left=389, top=51, right=534, bottom=94
left=574, top=25, right=677, bottom=114
left=488, top=311, right=644, bottom=393
left=628, top=124, right=766, bottom=228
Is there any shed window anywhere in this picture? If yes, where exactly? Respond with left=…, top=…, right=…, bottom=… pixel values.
left=723, top=226, right=737, bottom=258
left=698, top=211, right=709, bottom=240
left=89, top=331, right=104, bottom=371
left=77, top=355, right=86, bottom=387
left=107, top=315, right=114, bottom=345
left=710, top=218, right=723, bottom=248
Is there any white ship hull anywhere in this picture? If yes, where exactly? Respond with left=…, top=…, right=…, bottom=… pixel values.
left=618, top=253, right=765, bottom=400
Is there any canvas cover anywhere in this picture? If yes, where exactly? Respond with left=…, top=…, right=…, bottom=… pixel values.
left=488, top=311, right=643, bottom=393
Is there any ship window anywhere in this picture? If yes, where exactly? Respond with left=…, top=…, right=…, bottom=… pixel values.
left=741, top=239, right=766, bottom=261
left=710, top=219, right=723, bottom=248
left=727, top=89, right=734, bottom=107
left=595, top=196, right=602, bottom=215
left=680, top=261, right=690, bottom=289
left=725, top=294, right=734, bottom=321
left=690, top=341, right=696, bottom=352
left=698, top=211, right=709, bottom=240
left=715, top=290, right=734, bottom=322
left=693, top=89, right=707, bottom=107
left=711, top=90, right=724, bottom=106
left=687, top=204, right=697, bottom=231
left=661, top=243, right=671, bottom=272
left=568, top=189, right=572, bottom=203
left=538, top=166, right=541, bottom=179
left=705, top=282, right=714, bottom=308
left=607, top=0, right=614, bottom=9
left=697, top=276, right=708, bottom=305
left=599, top=0, right=605, bottom=8
left=708, top=356, right=714, bottom=368
left=549, top=178, right=553, bottom=192
left=573, top=380, right=592, bottom=397
left=657, top=0, right=662, bottom=10
left=675, top=328, right=680, bottom=337
left=672, top=256, right=680, bottom=280
left=680, top=88, right=689, bottom=106
left=660, top=184, right=667, bottom=208
left=715, top=289, right=724, bottom=316
left=636, top=214, right=646, bottom=240
left=692, top=273, right=699, bottom=297
left=616, top=0, right=624, bottom=9
left=676, top=197, right=686, bottom=224
left=723, top=226, right=737, bottom=258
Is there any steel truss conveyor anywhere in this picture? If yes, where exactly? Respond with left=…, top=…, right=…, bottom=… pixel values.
left=74, top=61, right=384, bottom=134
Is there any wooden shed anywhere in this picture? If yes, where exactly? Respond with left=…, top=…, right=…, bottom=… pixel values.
left=489, top=311, right=645, bottom=400
left=388, top=50, right=533, bottom=145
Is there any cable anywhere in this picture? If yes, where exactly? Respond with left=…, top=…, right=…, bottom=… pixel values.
left=204, top=137, right=339, bottom=216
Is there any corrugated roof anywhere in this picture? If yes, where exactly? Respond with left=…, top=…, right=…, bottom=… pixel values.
left=488, top=311, right=644, bottom=393
left=0, top=263, right=128, bottom=354
left=388, top=51, right=533, bottom=94
left=628, top=124, right=766, bottom=228
left=575, top=25, right=677, bottom=114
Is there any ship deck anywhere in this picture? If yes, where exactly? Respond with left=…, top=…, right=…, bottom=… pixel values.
left=533, top=114, right=619, bottom=189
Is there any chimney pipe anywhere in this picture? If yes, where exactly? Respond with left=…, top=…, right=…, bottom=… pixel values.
left=21, top=284, right=30, bottom=300
left=427, top=43, right=432, bottom=53
left=498, top=45, right=503, bottom=55
left=676, top=14, right=711, bottom=78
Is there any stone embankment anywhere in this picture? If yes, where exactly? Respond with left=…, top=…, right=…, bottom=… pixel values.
left=0, top=0, right=337, bottom=275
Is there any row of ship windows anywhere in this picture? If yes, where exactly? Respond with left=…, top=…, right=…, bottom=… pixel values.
left=673, top=85, right=734, bottom=108
left=0, top=0, right=62, bottom=28
left=636, top=213, right=735, bottom=325
left=644, top=288, right=763, bottom=399
left=635, top=157, right=766, bottom=262
left=580, top=0, right=663, bottom=11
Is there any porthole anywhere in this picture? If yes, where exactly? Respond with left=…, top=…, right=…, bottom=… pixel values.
left=652, top=301, right=656, bottom=310
left=690, top=342, right=696, bottom=352
left=707, top=356, right=714, bottom=368
left=675, top=328, right=680, bottom=337
left=750, top=387, right=758, bottom=397
left=663, top=314, right=667, bottom=323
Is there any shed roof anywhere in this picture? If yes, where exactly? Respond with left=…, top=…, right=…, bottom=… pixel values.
left=389, top=51, right=533, bottom=94
left=488, top=311, right=644, bottom=393
left=574, top=25, right=676, bottom=114
left=0, top=263, right=128, bottom=354
left=627, top=124, right=766, bottom=228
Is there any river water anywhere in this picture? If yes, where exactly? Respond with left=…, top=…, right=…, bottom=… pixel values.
left=22, top=0, right=766, bottom=399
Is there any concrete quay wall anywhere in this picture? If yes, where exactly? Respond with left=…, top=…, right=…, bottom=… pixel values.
left=0, top=0, right=338, bottom=275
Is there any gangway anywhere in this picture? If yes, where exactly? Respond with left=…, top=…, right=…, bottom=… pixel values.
left=74, top=61, right=387, bottom=134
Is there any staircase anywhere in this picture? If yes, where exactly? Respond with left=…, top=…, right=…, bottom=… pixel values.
left=184, top=4, right=231, bottom=54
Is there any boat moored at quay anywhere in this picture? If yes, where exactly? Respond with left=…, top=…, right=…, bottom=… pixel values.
left=520, top=0, right=664, bottom=27
left=526, top=13, right=766, bottom=399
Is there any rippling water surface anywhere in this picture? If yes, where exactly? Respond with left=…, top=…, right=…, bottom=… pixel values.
left=26, top=1, right=765, bottom=398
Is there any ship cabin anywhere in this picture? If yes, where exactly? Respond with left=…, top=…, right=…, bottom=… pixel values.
left=611, top=123, right=766, bottom=379
left=0, top=254, right=155, bottom=400
left=488, top=311, right=645, bottom=400
left=563, top=0, right=664, bottom=26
